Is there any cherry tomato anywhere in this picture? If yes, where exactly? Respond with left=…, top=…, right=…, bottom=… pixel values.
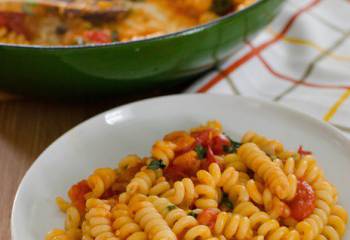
left=8, top=13, right=26, bottom=34
left=288, top=180, right=316, bottom=221
left=0, top=12, right=27, bottom=35
left=68, top=180, right=91, bottom=214
left=172, top=151, right=200, bottom=176
left=199, top=147, right=217, bottom=170
left=191, top=129, right=212, bottom=146
left=83, top=30, right=112, bottom=44
left=100, top=188, right=116, bottom=199
left=0, top=13, right=7, bottom=26
left=163, top=163, right=188, bottom=182
left=197, top=208, right=219, bottom=229
left=211, top=134, right=230, bottom=155
left=298, top=145, right=312, bottom=157
left=164, top=131, right=196, bottom=156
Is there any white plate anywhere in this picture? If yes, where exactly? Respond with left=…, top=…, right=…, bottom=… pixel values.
left=11, top=94, right=350, bottom=240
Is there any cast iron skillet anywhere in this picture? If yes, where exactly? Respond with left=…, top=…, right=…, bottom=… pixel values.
left=0, top=0, right=284, bottom=97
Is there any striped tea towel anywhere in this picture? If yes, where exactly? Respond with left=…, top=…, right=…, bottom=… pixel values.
left=187, top=0, right=350, bottom=138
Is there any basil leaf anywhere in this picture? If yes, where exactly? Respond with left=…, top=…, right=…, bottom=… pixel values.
left=220, top=193, right=233, bottom=210
left=195, top=144, right=207, bottom=160
left=166, top=205, right=177, bottom=211
left=188, top=211, right=198, bottom=218
left=147, top=160, right=166, bottom=170
left=223, top=134, right=241, bottom=153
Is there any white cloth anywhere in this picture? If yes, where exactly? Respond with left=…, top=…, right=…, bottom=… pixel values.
left=187, top=0, right=350, bottom=137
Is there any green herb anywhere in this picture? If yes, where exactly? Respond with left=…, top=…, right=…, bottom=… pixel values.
left=167, top=205, right=177, bottom=211
left=293, top=153, right=299, bottom=160
left=188, top=211, right=198, bottom=218
left=211, top=0, right=233, bottom=15
left=220, top=193, right=233, bottom=210
left=147, top=160, right=166, bottom=170
left=195, top=144, right=207, bottom=160
left=223, top=134, right=241, bottom=153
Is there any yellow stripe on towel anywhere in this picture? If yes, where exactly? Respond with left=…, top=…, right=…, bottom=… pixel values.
left=324, top=89, right=350, bottom=122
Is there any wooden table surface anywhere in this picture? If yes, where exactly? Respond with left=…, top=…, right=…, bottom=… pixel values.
left=0, top=85, right=188, bottom=240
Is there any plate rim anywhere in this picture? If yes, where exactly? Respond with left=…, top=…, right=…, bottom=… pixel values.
left=11, top=93, right=350, bottom=239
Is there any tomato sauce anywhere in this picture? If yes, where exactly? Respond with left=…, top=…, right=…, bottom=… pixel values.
left=83, top=30, right=112, bottom=44
left=0, top=12, right=27, bottom=35
left=288, top=180, right=316, bottom=221
left=197, top=208, right=219, bottom=229
left=68, top=180, right=91, bottom=214
left=211, top=134, right=230, bottom=155
left=191, top=129, right=212, bottom=147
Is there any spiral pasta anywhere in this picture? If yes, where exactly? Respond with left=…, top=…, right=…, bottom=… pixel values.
left=130, top=200, right=177, bottom=240
left=84, top=198, right=119, bottom=240
left=246, top=179, right=291, bottom=219
left=234, top=201, right=300, bottom=239
left=213, top=212, right=252, bottom=239
left=238, top=143, right=290, bottom=199
left=85, top=168, right=117, bottom=198
left=162, top=177, right=197, bottom=208
left=242, top=131, right=284, bottom=157
left=45, top=121, right=348, bottom=240
left=190, top=120, right=222, bottom=134
left=283, top=155, right=324, bottom=184
left=45, top=229, right=82, bottom=240
left=111, top=203, right=147, bottom=239
left=65, top=206, right=81, bottom=230
left=195, top=167, right=220, bottom=209
left=151, top=140, right=177, bottom=167
left=223, top=154, right=247, bottom=172
left=148, top=196, right=200, bottom=236
left=126, top=166, right=162, bottom=195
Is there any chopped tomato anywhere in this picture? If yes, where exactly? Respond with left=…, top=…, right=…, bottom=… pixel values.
left=68, top=180, right=91, bottom=214
left=163, top=163, right=188, bottom=182
left=298, top=146, right=312, bottom=157
left=100, top=187, right=116, bottom=199
left=83, top=30, right=112, bottom=44
left=211, top=134, right=231, bottom=155
left=191, top=129, right=212, bottom=147
left=0, top=14, right=6, bottom=26
left=172, top=151, right=200, bottom=174
left=197, top=209, right=218, bottom=229
left=288, top=180, right=316, bottom=221
left=200, top=147, right=218, bottom=170
left=164, top=131, right=196, bottom=155
left=0, top=12, right=27, bottom=35
left=175, top=143, right=195, bottom=156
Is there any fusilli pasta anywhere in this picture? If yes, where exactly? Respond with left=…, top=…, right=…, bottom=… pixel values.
left=45, top=121, right=348, bottom=240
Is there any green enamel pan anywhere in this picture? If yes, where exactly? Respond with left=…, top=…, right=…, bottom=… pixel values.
left=0, top=0, right=284, bottom=97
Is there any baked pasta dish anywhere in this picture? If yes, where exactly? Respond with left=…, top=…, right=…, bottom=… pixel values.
left=45, top=120, right=348, bottom=240
left=0, top=0, right=255, bottom=46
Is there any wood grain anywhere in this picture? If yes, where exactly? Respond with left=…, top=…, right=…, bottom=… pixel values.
left=0, top=84, right=189, bottom=239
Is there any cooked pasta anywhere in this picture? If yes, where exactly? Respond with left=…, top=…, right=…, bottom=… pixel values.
left=237, top=143, right=290, bottom=200
left=0, top=0, right=257, bottom=46
left=162, top=177, right=197, bottom=208
left=151, top=140, right=177, bottom=167
left=241, top=131, right=284, bottom=157
left=46, top=121, right=348, bottom=240
left=85, top=168, right=117, bottom=198
left=112, top=203, right=147, bottom=239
